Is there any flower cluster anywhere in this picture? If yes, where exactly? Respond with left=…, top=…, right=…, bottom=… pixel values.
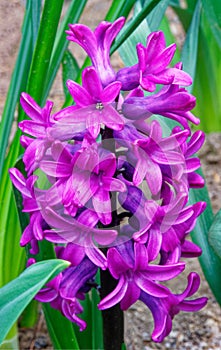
left=10, top=17, right=207, bottom=342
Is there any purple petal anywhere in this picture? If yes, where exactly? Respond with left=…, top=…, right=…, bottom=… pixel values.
left=134, top=243, right=149, bottom=271
left=103, top=177, right=126, bottom=192
left=120, top=281, right=140, bottom=310
left=102, top=105, right=125, bottom=131
left=82, top=67, right=103, bottom=100
left=179, top=298, right=208, bottom=312
left=92, top=188, right=112, bottom=225
left=61, top=299, right=87, bottom=331
left=67, top=24, right=97, bottom=62
left=85, top=243, right=107, bottom=270
left=135, top=273, right=170, bottom=297
left=186, top=131, right=205, bottom=157
left=18, top=120, right=47, bottom=138
left=98, top=276, right=128, bottom=310
left=101, top=81, right=122, bottom=103
left=9, top=168, right=32, bottom=197
left=20, top=93, right=43, bottom=121
left=144, top=262, right=185, bottom=281
left=58, top=243, right=85, bottom=266
left=107, top=247, right=132, bottom=279
left=60, top=259, right=97, bottom=299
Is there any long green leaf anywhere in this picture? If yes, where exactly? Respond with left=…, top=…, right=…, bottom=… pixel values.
left=189, top=178, right=221, bottom=306
left=26, top=0, right=64, bottom=104
left=30, top=0, right=42, bottom=48
left=42, top=0, right=88, bottom=103
left=192, top=11, right=221, bottom=132
left=92, top=288, right=104, bottom=349
left=208, top=210, right=221, bottom=259
left=144, top=0, right=170, bottom=31
left=105, top=0, right=136, bottom=21
left=111, top=0, right=162, bottom=53
left=158, top=16, right=181, bottom=64
left=0, top=1, right=40, bottom=180
left=0, top=259, right=70, bottom=344
left=43, top=304, right=80, bottom=350
left=62, top=49, right=80, bottom=99
left=181, top=0, right=201, bottom=91
left=201, top=0, right=221, bottom=48
left=73, top=294, right=93, bottom=349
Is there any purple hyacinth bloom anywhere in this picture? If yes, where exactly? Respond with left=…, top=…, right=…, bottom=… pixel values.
left=42, top=207, right=117, bottom=269
left=122, top=82, right=199, bottom=129
left=139, top=272, right=207, bottom=342
left=131, top=120, right=189, bottom=194
left=51, top=67, right=124, bottom=139
left=116, top=31, right=192, bottom=91
left=173, top=127, right=205, bottom=188
left=11, top=18, right=208, bottom=342
left=35, top=256, right=98, bottom=331
left=133, top=193, right=206, bottom=254
left=9, top=168, right=46, bottom=254
left=40, top=141, right=126, bottom=223
left=66, top=17, right=125, bottom=86
left=19, top=93, right=54, bottom=175
left=98, top=241, right=185, bottom=311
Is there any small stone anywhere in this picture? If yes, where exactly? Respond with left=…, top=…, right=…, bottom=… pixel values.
left=142, top=331, right=151, bottom=341
left=34, top=336, right=48, bottom=349
left=177, top=333, right=184, bottom=343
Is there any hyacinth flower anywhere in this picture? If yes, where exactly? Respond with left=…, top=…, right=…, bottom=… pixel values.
left=9, top=168, right=45, bottom=254
left=66, top=17, right=125, bottom=86
left=42, top=207, right=117, bottom=269
left=116, top=31, right=192, bottom=91
left=50, top=66, right=124, bottom=140
left=122, top=81, right=199, bottom=130
left=139, top=272, right=207, bottom=343
left=98, top=241, right=185, bottom=311
left=40, top=141, right=126, bottom=222
left=30, top=255, right=98, bottom=331
left=18, top=93, right=54, bottom=175
left=10, top=17, right=208, bottom=344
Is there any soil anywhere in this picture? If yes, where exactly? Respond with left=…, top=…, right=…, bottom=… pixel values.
left=1, top=1, right=221, bottom=349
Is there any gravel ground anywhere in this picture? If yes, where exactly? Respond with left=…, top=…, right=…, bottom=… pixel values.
left=1, top=1, right=221, bottom=349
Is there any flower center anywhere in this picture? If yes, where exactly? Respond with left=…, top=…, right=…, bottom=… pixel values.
left=96, top=102, right=104, bottom=110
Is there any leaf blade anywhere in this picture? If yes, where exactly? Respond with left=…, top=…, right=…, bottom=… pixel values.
left=0, top=259, right=69, bottom=344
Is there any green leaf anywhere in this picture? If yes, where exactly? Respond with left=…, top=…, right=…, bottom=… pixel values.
left=201, top=0, right=221, bottom=48
left=192, top=11, right=221, bottom=132
left=189, top=170, right=221, bottom=307
left=118, top=15, right=151, bottom=66
left=0, top=259, right=70, bottom=344
left=30, top=0, right=42, bottom=48
left=43, top=304, right=80, bottom=350
left=105, top=0, right=136, bottom=21
left=43, top=0, right=88, bottom=103
left=92, top=270, right=103, bottom=349
left=0, top=1, right=40, bottom=180
left=208, top=210, right=221, bottom=259
left=181, top=0, right=201, bottom=91
left=26, top=0, right=64, bottom=104
left=62, top=49, right=80, bottom=99
left=19, top=300, right=38, bottom=328
left=73, top=294, right=93, bottom=349
left=111, top=0, right=162, bottom=53
left=143, top=0, right=170, bottom=31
